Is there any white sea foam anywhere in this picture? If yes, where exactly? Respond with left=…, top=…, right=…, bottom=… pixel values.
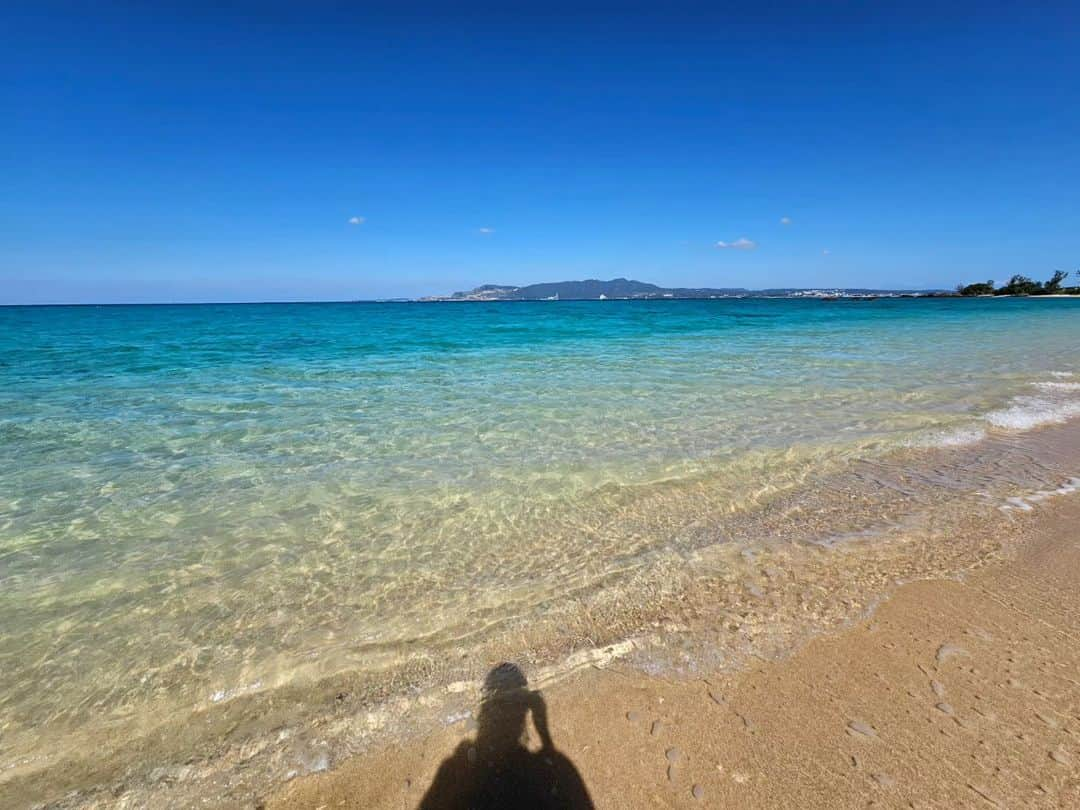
left=1033, top=381, right=1080, bottom=391
left=986, top=376, right=1080, bottom=430
left=1000, top=497, right=1033, bottom=512
left=926, top=377, right=1080, bottom=441
left=986, top=396, right=1080, bottom=431
left=1058, top=477, right=1080, bottom=493
left=208, top=679, right=263, bottom=705
left=907, top=423, right=988, bottom=449
left=998, top=477, right=1080, bottom=512
left=924, top=426, right=988, bottom=447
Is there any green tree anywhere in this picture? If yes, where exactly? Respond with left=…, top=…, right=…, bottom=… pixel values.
left=1045, top=270, right=1068, bottom=293
left=957, top=279, right=995, bottom=296
left=996, top=275, right=1043, bottom=296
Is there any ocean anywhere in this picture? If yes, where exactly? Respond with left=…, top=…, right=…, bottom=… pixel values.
left=3, top=297, right=1080, bottom=804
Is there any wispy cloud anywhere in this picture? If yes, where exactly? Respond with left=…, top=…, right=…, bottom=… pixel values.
left=780, top=216, right=792, bottom=225
left=478, top=227, right=495, bottom=234
left=822, top=248, right=831, bottom=256
left=716, top=237, right=757, bottom=250
left=348, top=216, right=365, bottom=225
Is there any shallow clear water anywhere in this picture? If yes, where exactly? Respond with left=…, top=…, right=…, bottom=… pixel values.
left=2, top=298, right=1079, bottom=799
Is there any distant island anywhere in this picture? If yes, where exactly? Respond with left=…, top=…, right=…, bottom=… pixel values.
left=418, top=278, right=946, bottom=302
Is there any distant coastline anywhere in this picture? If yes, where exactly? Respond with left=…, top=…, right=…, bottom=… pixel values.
left=417, top=277, right=949, bottom=302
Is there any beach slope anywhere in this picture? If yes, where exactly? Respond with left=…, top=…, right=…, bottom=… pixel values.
left=270, top=500, right=1080, bottom=808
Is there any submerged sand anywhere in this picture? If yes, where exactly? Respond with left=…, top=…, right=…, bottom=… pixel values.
left=10, top=422, right=1080, bottom=808
left=270, top=497, right=1080, bottom=808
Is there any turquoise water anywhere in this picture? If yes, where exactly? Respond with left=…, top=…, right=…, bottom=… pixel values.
left=2, top=298, right=1080, bottom=797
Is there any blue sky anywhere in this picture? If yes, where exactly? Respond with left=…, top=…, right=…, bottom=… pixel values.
left=3, top=2, right=1079, bottom=303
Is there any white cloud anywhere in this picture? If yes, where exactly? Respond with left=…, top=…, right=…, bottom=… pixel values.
left=780, top=216, right=792, bottom=225
left=716, top=237, right=757, bottom=250
left=822, top=248, right=831, bottom=255
left=348, top=216, right=365, bottom=225
left=478, top=227, right=495, bottom=234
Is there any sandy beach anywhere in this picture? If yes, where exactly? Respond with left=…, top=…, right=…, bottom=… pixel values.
left=270, top=495, right=1080, bottom=809
left=8, top=4, right=1080, bottom=807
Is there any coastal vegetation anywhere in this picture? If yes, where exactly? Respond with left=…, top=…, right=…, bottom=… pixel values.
left=957, top=270, right=1079, bottom=296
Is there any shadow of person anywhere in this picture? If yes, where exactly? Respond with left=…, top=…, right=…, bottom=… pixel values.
left=418, top=663, right=595, bottom=809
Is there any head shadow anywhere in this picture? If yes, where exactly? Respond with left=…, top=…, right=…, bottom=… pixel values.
left=418, top=662, right=594, bottom=809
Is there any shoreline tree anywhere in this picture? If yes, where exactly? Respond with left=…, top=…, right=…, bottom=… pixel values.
left=1044, top=270, right=1068, bottom=293
left=957, top=279, right=995, bottom=296
left=957, top=270, right=1079, bottom=296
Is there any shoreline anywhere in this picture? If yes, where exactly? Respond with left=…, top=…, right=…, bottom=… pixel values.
left=271, top=490, right=1080, bottom=809
left=9, top=418, right=1080, bottom=807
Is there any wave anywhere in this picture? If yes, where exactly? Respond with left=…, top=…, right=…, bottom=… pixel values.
left=914, top=425, right=988, bottom=448
left=915, top=374, right=1080, bottom=448
left=986, top=397, right=1080, bottom=430
left=999, top=477, right=1080, bottom=512
left=984, top=375, right=1080, bottom=431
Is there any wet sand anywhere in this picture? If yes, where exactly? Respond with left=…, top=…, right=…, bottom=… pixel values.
left=269, top=497, right=1080, bottom=809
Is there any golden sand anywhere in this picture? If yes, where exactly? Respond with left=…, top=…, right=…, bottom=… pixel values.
left=270, top=498, right=1080, bottom=809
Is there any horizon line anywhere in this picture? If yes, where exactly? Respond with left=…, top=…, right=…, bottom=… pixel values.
left=3, top=292, right=959, bottom=308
